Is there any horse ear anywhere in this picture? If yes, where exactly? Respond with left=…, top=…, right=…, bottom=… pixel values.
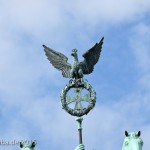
left=20, top=142, right=24, bottom=148
left=137, top=131, right=141, bottom=137
left=31, top=141, right=36, bottom=148
left=125, top=131, right=129, bottom=137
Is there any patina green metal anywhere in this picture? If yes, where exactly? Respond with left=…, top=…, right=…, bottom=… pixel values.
left=74, top=131, right=143, bottom=150
left=43, top=37, right=104, bottom=149
left=20, top=142, right=36, bottom=150
left=43, top=38, right=104, bottom=117
left=75, top=144, right=85, bottom=150
left=76, top=117, right=83, bottom=144
left=60, top=79, right=96, bottom=117
left=122, top=131, right=143, bottom=150
left=43, top=37, right=104, bottom=79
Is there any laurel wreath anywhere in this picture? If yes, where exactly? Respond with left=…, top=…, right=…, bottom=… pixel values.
left=60, top=79, right=96, bottom=117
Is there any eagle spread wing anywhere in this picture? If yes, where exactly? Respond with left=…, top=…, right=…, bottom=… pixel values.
left=79, top=37, right=104, bottom=74
left=43, top=45, right=71, bottom=78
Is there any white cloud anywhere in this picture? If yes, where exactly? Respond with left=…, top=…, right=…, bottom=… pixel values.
left=129, top=23, right=150, bottom=89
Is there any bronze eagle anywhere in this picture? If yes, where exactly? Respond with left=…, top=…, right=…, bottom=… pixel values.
left=43, top=37, right=104, bottom=79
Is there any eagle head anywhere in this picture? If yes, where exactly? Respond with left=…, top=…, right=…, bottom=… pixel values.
left=71, top=48, right=78, bottom=57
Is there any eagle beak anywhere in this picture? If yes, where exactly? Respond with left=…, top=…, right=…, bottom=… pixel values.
left=71, top=52, right=75, bottom=56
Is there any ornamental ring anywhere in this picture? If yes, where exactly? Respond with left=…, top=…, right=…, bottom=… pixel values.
left=60, top=79, right=96, bottom=117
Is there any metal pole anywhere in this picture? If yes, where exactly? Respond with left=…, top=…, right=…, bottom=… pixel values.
left=76, top=117, right=83, bottom=144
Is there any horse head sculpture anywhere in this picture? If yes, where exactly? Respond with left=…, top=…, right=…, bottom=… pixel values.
left=122, top=131, right=143, bottom=150
left=20, top=142, right=36, bottom=150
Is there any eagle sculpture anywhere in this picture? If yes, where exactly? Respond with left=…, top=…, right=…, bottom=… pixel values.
left=43, top=37, right=104, bottom=79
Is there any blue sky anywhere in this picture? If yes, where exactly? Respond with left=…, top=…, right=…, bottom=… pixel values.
left=0, top=0, right=150, bottom=150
